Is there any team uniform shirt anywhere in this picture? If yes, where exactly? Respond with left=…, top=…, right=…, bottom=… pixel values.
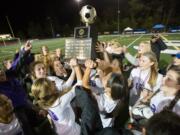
left=89, top=69, right=104, bottom=94
left=0, top=116, right=23, bottom=135
left=150, top=90, right=180, bottom=115
left=47, top=81, right=81, bottom=135
left=90, top=70, right=119, bottom=127
left=47, top=73, right=74, bottom=91
left=94, top=93, right=119, bottom=128
left=125, top=53, right=139, bottom=66
left=129, top=67, right=163, bottom=106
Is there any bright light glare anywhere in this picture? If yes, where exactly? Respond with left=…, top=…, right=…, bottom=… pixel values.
left=75, top=0, right=81, bottom=2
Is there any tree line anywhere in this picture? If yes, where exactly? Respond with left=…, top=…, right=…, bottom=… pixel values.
left=14, top=0, right=180, bottom=38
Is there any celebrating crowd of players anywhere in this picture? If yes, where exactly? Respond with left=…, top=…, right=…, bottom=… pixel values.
left=0, top=34, right=180, bottom=135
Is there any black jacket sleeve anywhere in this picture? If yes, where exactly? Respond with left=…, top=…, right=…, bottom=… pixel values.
left=75, top=86, right=103, bottom=135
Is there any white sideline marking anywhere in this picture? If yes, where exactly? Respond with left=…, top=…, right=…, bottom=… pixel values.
left=127, top=35, right=144, bottom=48
left=133, top=46, right=180, bottom=54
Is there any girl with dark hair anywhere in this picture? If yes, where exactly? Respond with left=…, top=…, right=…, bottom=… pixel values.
left=150, top=65, right=180, bottom=115
left=95, top=41, right=123, bottom=74
left=103, top=73, right=129, bottom=128
left=83, top=59, right=129, bottom=128
left=51, top=57, right=71, bottom=81
left=144, top=110, right=180, bottom=135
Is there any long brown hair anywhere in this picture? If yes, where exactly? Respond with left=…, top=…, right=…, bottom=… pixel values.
left=0, top=94, right=13, bottom=124
left=142, top=52, right=158, bottom=88
left=30, top=61, right=46, bottom=80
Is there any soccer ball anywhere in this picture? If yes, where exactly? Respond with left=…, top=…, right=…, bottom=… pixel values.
left=80, top=5, right=97, bottom=25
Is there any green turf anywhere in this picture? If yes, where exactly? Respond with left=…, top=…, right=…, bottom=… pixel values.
left=0, top=34, right=180, bottom=68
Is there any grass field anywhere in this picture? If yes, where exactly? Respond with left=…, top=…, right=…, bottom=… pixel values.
left=0, top=33, right=180, bottom=68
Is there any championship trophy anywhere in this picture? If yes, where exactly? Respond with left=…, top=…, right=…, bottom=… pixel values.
left=65, top=5, right=98, bottom=62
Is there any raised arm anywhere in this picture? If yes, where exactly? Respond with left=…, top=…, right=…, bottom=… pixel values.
left=60, top=64, right=75, bottom=90
left=96, top=42, right=111, bottom=63
left=6, top=41, right=33, bottom=78
left=123, top=46, right=139, bottom=66
left=82, top=59, right=96, bottom=89
left=69, top=58, right=82, bottom=81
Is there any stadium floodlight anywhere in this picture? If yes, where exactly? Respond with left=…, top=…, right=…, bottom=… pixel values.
left=75, top=0, right=81, bottom=10
left=75, top=0, right=82, bottom=25
left=47, top=17, right=55, bottom=38
left=75, top=0, right=81, bottom=2
left=117, top=0, right=120, bottom=35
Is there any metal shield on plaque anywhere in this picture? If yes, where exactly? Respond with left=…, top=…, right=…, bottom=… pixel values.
left=74, top=26, right=90, bottom=39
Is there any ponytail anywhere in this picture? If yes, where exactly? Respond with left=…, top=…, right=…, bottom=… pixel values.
left=148, top=64, right=158, bottom=88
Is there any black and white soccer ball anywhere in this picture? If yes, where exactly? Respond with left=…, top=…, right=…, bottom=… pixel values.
left=80, top=5, right=97, bottom=25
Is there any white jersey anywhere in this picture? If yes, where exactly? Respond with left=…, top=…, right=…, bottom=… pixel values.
left=47, top=75, right=73, bottom=91
left=94, top=93, right=119, bottom=128
left=89, top=69, right=104, bottom=94
left=150, top=90, right=180, bottom=116
left=47, top=82, right=81, bottom=135
left=47, top=76, right=64, bottom=91
left=125, top=53, right=139, bottom=66
left=129, top=67, right=163, bottom=106
left=0, top=116, right=23, bottom=135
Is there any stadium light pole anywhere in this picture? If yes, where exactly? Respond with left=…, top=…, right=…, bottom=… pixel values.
left=75, top=0, right=82, bottom=25
left=6, top=16, right=15, bottom=38
left=117, top=0, right=120, bottom=35
left=75, top=0, right=81, bottom=11
left=47, top=17, right=55, bottom=38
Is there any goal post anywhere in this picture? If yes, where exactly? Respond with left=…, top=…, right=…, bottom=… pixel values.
left=0, top=34, right=22, bottom=47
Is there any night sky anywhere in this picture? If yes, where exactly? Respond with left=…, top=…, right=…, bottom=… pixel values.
left=0, top=0, right=180, bottom=37
left=0, top=0, right=119, bottom=34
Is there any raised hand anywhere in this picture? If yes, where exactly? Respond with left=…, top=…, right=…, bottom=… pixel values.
left=69, top=58, right=78, bottom=68
left=105, top=43, right=116, bottom=54
left=85, top=59, right=96, bottom=69
left=96, top=41, right=107, bottom=53
left=24, top=40, right=32, bottom=51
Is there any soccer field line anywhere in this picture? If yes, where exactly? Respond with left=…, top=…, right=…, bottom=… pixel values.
left=0, top=50, right=14, bottom=53
left=127, top=35, right=144, bottom=48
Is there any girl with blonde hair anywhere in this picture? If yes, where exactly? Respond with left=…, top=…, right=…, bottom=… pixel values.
left=31, top=59, right=82, bottom=135
left=128, top=52, right=163, bottom=106
left=123, top=41, right=152, bottom=66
